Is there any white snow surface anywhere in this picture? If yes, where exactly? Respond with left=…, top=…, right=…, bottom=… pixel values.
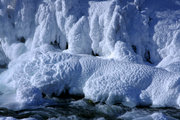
left=0, top=0, right=180, bottom=109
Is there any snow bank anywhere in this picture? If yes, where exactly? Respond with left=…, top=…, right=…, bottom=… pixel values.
left=0, top=0, right=180, bottom=110
left=0, top=45, right=180, bottom=109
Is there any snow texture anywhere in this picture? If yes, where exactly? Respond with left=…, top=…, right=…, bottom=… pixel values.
left=0, top=0, right=180, bottom=109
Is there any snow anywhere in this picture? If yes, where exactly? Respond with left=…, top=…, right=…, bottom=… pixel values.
left=0, top=0, right=180, bottom=110
left=0, top=45, right=180, bottom=109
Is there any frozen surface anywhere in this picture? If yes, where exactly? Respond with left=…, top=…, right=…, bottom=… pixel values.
left=0, top=0, right=180, bottom=110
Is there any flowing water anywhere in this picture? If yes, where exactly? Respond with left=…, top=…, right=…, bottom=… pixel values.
left=0, top=97, right=180, bottom=120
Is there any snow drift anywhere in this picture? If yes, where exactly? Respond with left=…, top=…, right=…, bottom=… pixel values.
left=0, top=0, right=180, bottom=109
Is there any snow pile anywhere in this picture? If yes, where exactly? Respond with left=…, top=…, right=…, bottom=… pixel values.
left=0, top=45, right=180, bottom=109
left=0, top=0, right=180, bottom=109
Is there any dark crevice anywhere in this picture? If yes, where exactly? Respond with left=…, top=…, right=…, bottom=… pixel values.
left=8, top=14, right=11, bottom=19
left=148, top=16, right=153, bottom=25
left=132, top=45, right=137, bottom=53
left=42, top=92, right=46, bottom=98
left=144, top=50, right=152, bottom=64
left=50, top=40, right=60, bottom=48
left=41, top=89, right=84, bottom=101
left=17, top=37, right=26, bottom=43
left=65, top=42, right=68, bottom=50
left=51, top=90, right=84, bottom=100
left=54, top=40, right=58, bottom=44
left=92, top=50, right=99, bottom=56
left=136, top=105, right=152, bottom=109
left=0, top=64, right=7, bottom=68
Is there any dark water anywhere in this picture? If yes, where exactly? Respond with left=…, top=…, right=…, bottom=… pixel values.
left=0, top=98, right=180, bottom=120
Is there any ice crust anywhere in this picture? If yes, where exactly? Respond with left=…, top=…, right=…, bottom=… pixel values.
left=0, top=0, right=180, bottom=109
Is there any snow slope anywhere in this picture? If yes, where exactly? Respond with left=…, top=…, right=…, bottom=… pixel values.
left=0, top=0, right=180, bottom=109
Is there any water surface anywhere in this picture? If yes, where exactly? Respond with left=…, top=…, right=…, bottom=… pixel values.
left=0, top=98, right=179, bottom=120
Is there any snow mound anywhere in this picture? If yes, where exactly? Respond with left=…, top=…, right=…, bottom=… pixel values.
left=0, top=45, right=180, bottom=109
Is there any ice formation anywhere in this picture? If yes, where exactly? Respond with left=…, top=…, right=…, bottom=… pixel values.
left=0, top=0, right=180, bottom=110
